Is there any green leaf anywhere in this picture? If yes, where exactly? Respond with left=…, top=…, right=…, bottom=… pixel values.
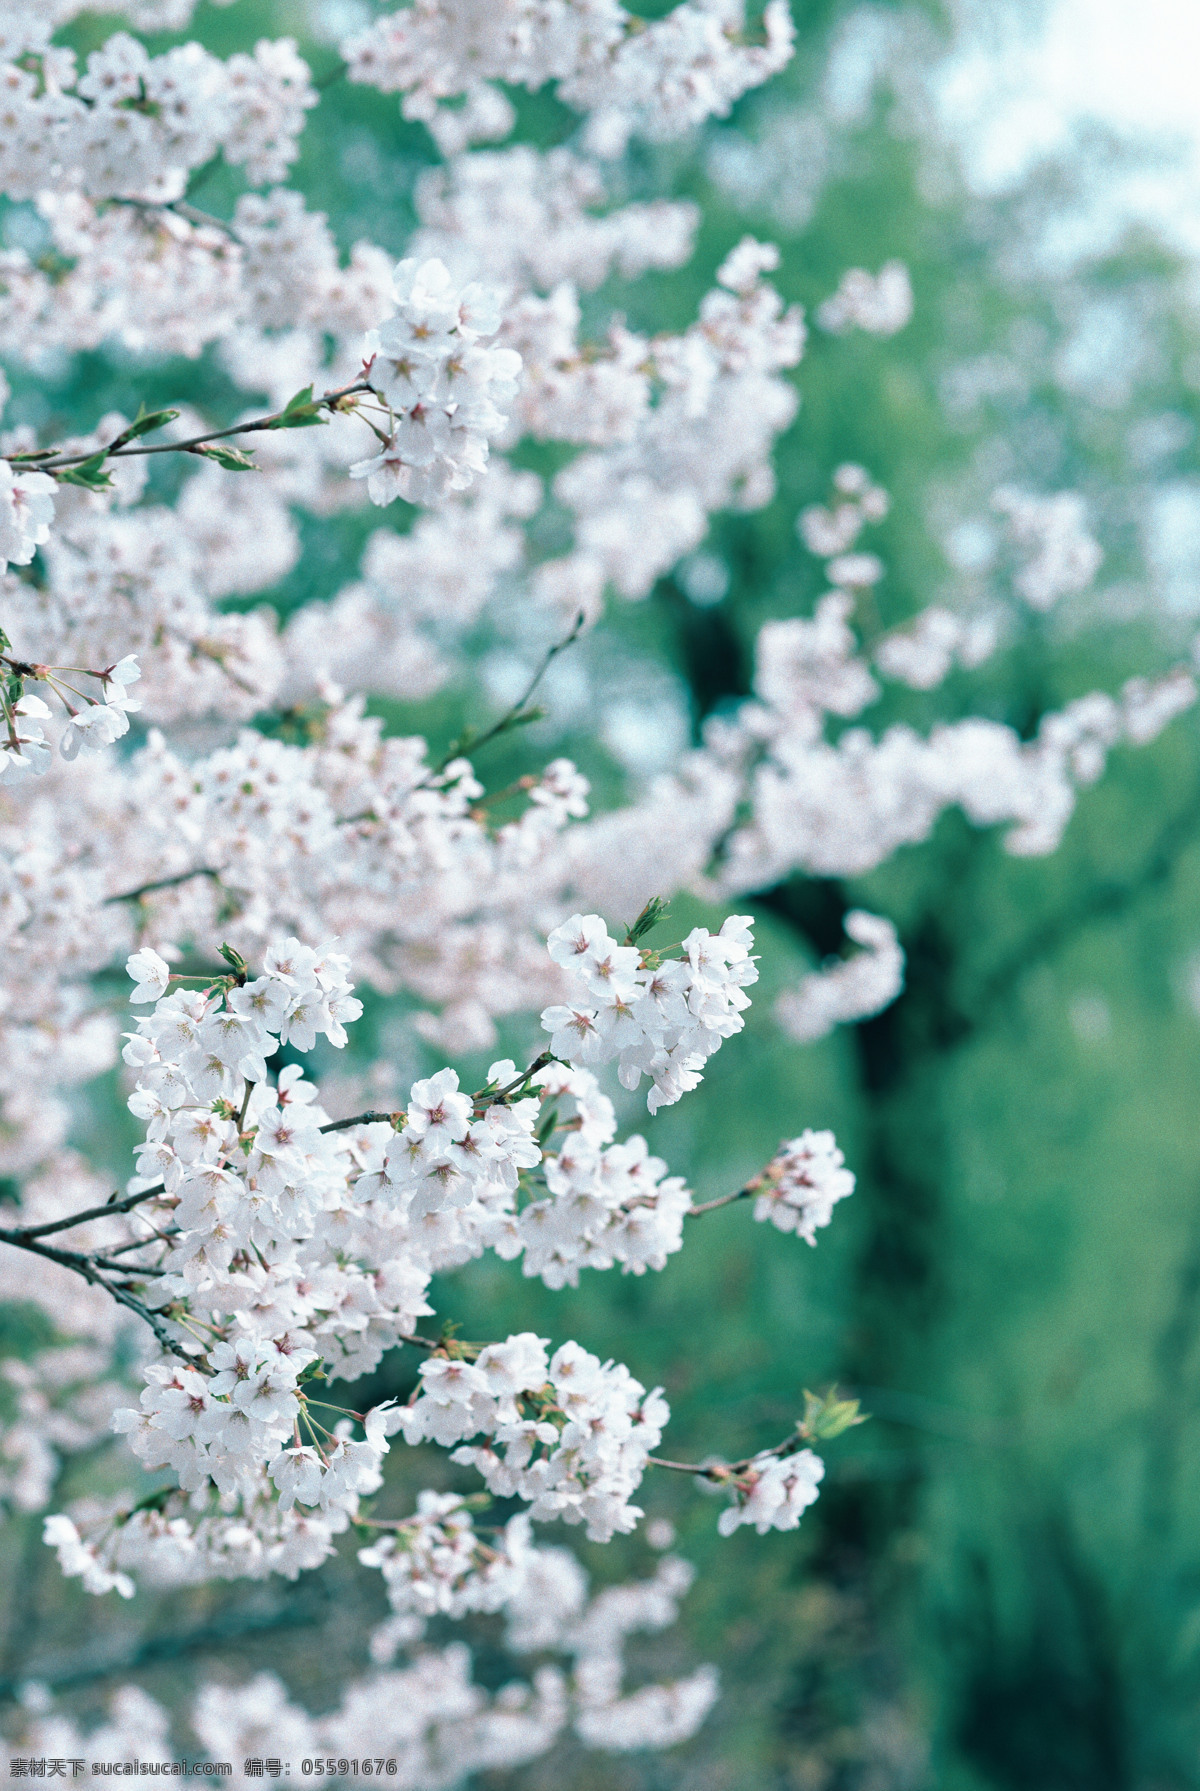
left=110, top=407, right=180, bottom=449
left=265, top=385, right=329, bottom=430
left=218, top=942, right=248, bottom=973
left=297, top=1357, right=326, bottom=1385
left=122, top=1485, right=175, bottom=1520
left=57, top=453, right=113, bottom=490
left=194, top=444, right=258, bottom=471
left=625, top=896, right=671, bottom=947
left=536, top=1104, right=560, bottom=1145
left=799, top=1387, right=869, bottom=1443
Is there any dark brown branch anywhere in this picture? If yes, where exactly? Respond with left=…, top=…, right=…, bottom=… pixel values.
left=0, top=1230, right=189, bottom=1361
left=4, top=1182, right=168, bottom=1243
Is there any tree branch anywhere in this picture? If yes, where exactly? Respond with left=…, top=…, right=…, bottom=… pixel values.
left=3, top=1183, right=169, bottom=1243
left=6, top=381, right=374, bottom=475
left=317, top=1110, right=405, bottom=1135
left=647, top=1429, right=804, bottom=1479
left=688, top=1184, right=757, bottom=1217
left=105, top=866, right=221, bottom=906
left=0, top=1229, right=189, bottom=1361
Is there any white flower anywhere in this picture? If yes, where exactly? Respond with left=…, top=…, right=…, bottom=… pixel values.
left=353, top=257, right=520, bottom=506
left=540, top=913, right=758, bottom=1111
left=0, top=695, right=52, bottom=782
left=406, top=1068, right=473, bottom=1152
left=753, top=1131, right=855, bottom=1244
left=717, top=1449, right=824, bottom=1536
left=60, top=701, right=131, bottom=760
left=126, top=947, right=171, bottom=1005
left=270, top=1445, right=324, bottom=1512
left=0, top=461, right=55, bottom=569
left=101, top=654, right=142, bottom=712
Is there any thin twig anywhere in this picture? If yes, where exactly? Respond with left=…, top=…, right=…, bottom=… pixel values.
left=105, top=866, right=221, bottom=906
left=100, top=1229, right=179, bottom=1257
left=688, top=1184, right=758, bottom=1217
left=0, top=1230, right=189, bottom=1361
left=318, top=1057, right=555, bottom=1136
left=476, top=1052, right=553, bottom=1109
left=90, top=1256, right=167, bottom=1277
left=318, top=1109, right=405, bottom=1135
left=433, top=612, right=586, bottom=775
left=10, top=381, right=373, bottom=475
left=4, top=1183, right=168, bottom=1243
left=106, top=195, right=244, bottom=244
left=648, top=1430, right=803, bottom=1479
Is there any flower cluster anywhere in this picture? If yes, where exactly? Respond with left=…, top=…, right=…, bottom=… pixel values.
left=716, top=1447, right=825, bottom=1535
left=359, top=1062, right=541, bottom=1219
left=0, top=33, right=315, bottom=205
left=775, top=910, right=906, bottom=1044
left=992, top=485, right=1103, bottom=610
left=517, top=1063, right=694, bottom=1286
left=797, top=460, right=890, bottom=561
left=817, top=261, right=914, bottom=335
left=410, top=145, right=700, bottom=292
left=0, top=652, right=142, bottom=784
left=358, top=1494, right=533, bottom=1619
left=535, top=238, right=804, bottom=609
left=3, top=1543, right=718, bottom=1780
left=540, top=912, right=758, bottom=1112
left=0, top=461, right=55, bottom=570
left=342, top=0, right=793, bottom=156
left=351, top=258, right=522, bottom=505
left=751, top=1131, right=857, bottom=1244
left=394, top=1332, right=668, bottom=1543
left=30, top=918, right=848, bottom=1608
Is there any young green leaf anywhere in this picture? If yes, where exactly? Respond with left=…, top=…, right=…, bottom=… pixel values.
left=193, top=444, right=258, bottom=471
left=799, top=1387, right=868, bottom=1442
left=265, top=385, right=329, bottom=429
left=625, top=896, right=671, bottom=947
left=110, top=407, right=181, bottom=450
left=57, top=453, right=113, bottom=490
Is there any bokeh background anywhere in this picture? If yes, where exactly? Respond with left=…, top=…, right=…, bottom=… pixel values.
left=8, top=0, right=1200, bottom=1784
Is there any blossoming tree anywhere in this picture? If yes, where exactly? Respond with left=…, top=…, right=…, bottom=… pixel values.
left=0, top=0, right=1195, bottom=1778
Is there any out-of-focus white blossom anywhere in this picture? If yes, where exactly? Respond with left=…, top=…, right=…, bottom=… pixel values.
left=775, top=911, right=905, bottom=1043
left=0, top=463, right=55, bottom=569
left=817, top=261, right=913, bottom=335
left=342, top=0, right=793, bottom=156
left=992, top=486, right=1103, bottom=610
